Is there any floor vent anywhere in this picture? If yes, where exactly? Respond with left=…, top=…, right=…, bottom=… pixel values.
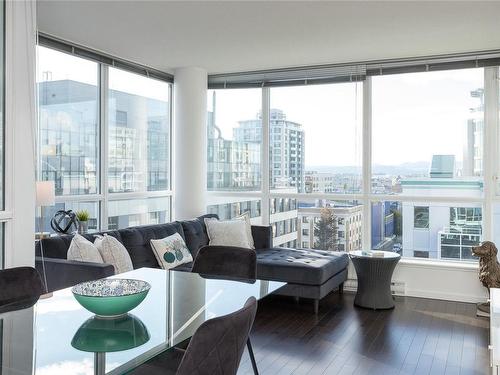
left=343, top=279, right=406, bottom=296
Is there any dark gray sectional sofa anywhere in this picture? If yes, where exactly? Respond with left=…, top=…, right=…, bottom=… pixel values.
left=35, top=214, right=348, bottom=313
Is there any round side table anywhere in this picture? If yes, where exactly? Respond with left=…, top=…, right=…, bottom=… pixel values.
left=350, top=251, right=401, bottom=310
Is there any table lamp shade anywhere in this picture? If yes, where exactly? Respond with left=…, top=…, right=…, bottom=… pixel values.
left=36, top=181, right=55, bottom=207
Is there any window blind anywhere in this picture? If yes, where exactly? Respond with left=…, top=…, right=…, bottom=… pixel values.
left=208, top=49, right=500, bottom=89
left=208, top=65, right=366, bottom=89
left=38, top=33, right=174, bottom=83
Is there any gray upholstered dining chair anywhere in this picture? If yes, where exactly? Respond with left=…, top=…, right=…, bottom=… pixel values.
left=0, top=266, right=44, bottom=313
left=130, top=297, right=258, bottom=375
left=191, top=245, right=259, bottom=374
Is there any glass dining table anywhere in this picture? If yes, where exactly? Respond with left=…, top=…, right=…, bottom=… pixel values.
left=0, top=268, right=285, bottom=375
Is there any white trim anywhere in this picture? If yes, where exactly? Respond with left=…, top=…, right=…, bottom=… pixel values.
left=55, top=194, right=104, bottom=203
left=483, top=67, right=498, bottom=240
left=208, top=191, right=486, bottom=204
left=100, top=64, right=109, bottom=230
left=269, top=192, right=364, bottom=200
left=261, top=87, right=270, bottom=226
left=398, top=257, right=478, bottom=270
left=207, top=191, right=262, bottom=198
left=108, top=191, right=173, bottom=201
left=369, top=194, right=484, bottom=204
left=362, top=77, right=372, bottom=250
left=0, top=211, right=13, bottom=221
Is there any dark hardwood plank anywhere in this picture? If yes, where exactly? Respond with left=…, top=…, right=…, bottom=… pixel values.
left=134, top=291, right=491, bottom=375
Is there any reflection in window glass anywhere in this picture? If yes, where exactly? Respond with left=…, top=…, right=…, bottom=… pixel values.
left=108, top=68, right=170, bottom=193
left=37, top=46, right=99, bottom=195
left=372, top=68, right=484, bottom=197
left=107, top=197, right=170, bottom=230
left=270, top=83, right=362, bottom=194
left=207, top=89, right=262, bottom=191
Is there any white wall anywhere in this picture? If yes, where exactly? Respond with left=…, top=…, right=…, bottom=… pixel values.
left=4, top=0, right=37, bottom=267
left=348, top=259, right=487, bottom=303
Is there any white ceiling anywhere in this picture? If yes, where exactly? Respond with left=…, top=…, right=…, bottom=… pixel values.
left=37, top=1, right=500, bottom=75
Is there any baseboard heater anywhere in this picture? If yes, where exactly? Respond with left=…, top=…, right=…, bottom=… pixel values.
left=343, top=279, right=406, bottom=296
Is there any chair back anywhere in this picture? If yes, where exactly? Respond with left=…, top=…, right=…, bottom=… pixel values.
left=0, top=267, right=44, bottom=313
left=192, top=246, right=257, bottom=281
left=176, top=297, right=258, bottom=375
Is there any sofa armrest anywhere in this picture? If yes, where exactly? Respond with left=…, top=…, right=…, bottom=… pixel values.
left=35, top=256, right=115, bottom=293
left=251, top=225, right=273, bottom=250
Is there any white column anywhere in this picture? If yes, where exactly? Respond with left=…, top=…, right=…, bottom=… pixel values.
left=173, top=67, right=207, bottom=220
left=4, top=0, right=37, bottom=267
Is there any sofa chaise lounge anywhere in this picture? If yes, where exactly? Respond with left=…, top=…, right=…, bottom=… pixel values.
left=35, top=214, right=348, bottom=313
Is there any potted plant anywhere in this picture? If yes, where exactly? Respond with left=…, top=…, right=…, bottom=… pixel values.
left=76, top=210, right=90, bottom=234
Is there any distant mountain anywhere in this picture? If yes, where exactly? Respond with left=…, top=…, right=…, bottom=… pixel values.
left=306, top=162, right=430, bottom=176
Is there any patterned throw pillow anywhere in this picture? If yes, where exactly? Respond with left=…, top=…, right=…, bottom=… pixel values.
left=150, top=232, right=193, bottom=270
left=204, top=217, right=253, bottom=249
left=67, top=233, right=104, bottom=263
left=94, top=234, right=133, bottom=275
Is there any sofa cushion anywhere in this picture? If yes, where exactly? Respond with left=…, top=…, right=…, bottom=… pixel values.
left=67, top=234, right=103, bottom=264
left=119, top=222, right=185, bottom=269
left=180, top=214, right=218, bottom=259
left=256, top=248, right=349, bottom=286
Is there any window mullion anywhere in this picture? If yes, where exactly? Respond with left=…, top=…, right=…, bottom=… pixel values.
left=362, top=77, right=372, bottom=250
left=261, top=87, right=270, bottom=225
left=100, top=64, right=109, bottom=231
left=483, top=67, right=499, bottom=240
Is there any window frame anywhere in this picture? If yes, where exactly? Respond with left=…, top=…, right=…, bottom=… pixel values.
left=206, top=66, right=500, bottom=264
left=38, top=46, right=173, bottom=231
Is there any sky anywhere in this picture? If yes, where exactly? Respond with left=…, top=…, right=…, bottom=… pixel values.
left=208, top=68, right=483, bottom=169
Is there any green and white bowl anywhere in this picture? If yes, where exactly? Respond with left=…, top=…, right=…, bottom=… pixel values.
left=72, top=279, right=151, bottom=318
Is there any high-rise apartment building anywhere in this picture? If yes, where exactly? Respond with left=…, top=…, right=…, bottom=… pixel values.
left=207, top=97, right=304, bottom=247
left=234, top=109, right=305, bottom=192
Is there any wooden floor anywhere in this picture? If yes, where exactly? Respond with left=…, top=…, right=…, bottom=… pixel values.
left=237, top=292, right=489, bottom=375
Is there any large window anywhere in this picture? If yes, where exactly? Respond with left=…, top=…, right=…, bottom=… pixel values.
left=372, top=69, right=484, bottom=197
left=38, top=47, right=99, bottom=196
left=108, top=68, right=170, bottom=193
left=207, top=89, right=261, bottom=191
left=207, top=65, right=499, bottom=264
left=37, top=46, right=172, bottom=232
left=269, top=84, right=362, bottom=193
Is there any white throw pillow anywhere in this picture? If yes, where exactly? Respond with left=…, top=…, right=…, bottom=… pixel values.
left=150, top=232, right=193, bottom=271
left=235, top=212, right=255, bottom=249
left=67, top=233, right=104, bottom=263
left=204, top=218, right=253, bottom=249
left=94, top=234, right=133, bottom=275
